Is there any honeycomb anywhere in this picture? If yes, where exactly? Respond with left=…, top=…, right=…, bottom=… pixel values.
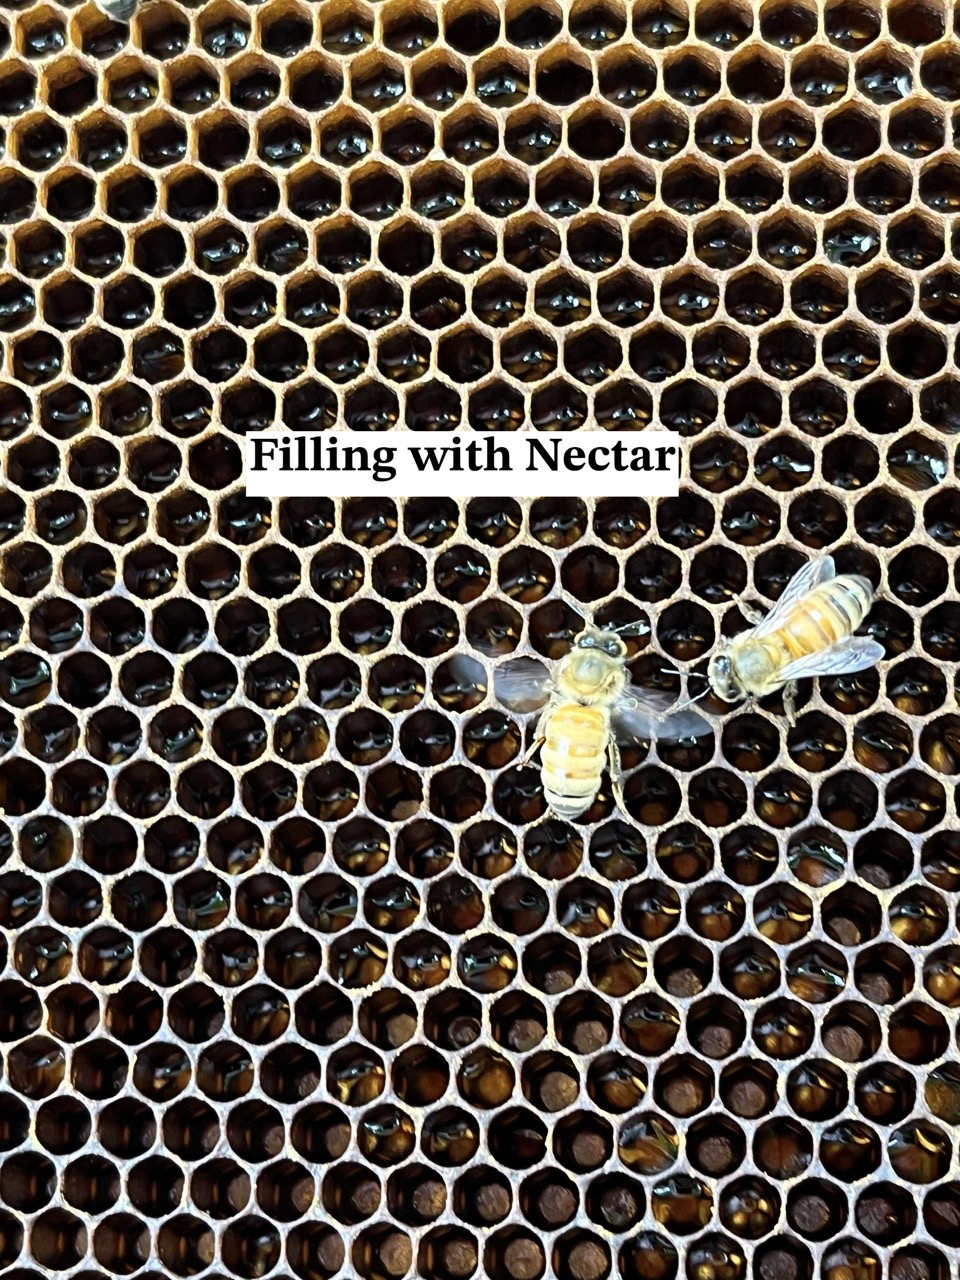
left=1, top=0, right=960, bottom=1275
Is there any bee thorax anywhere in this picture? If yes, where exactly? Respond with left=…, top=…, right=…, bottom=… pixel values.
left=732, top=643, right=781, bottom=689
left=556, top=650, right=626, bottom=704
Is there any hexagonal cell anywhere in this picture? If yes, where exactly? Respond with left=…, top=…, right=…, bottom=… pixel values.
left=350, top=47, right=404, bottom=112
left=726, top=154, right=783, bottom=212
left=856, top=45, right=915, bottom=106
left=790, top=158, right=848, bottom=218
left=318, top=0, right=374, bottom=53
left=443, top=0, right=500, bottom=53
left=288, top=50, right=343, bottom=109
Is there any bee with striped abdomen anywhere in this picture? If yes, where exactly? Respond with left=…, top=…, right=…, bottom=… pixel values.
left=495, top=622, right=709, bottom=821
left=708, top=554, right=884, bottom=719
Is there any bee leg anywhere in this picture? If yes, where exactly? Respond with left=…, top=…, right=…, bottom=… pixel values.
left=608, top=741, right=625, bottom=812
left=782, top=681, right=799, bottom=725
left=523, top=716, right=546, bottom=765
left=735, top=596, right=766, bottom=625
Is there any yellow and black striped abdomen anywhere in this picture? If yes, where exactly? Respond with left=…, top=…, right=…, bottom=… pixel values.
left=540, top=703, right=608, bottom=820
left=777, top=577, right=872, bottom=661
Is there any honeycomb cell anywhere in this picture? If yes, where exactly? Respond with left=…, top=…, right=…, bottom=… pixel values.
left=852, top=1065, right=913, bottom=1133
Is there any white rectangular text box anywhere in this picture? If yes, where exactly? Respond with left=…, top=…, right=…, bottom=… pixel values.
left=245, top=431, right=681, bottom=498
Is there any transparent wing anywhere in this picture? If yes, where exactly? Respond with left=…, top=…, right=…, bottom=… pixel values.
left=612, top=689, right=712, bottom=743
left=778, top=636, right=885, bottom=683
left=751, top=555, right=836, bottom=638
left=437, top=652, right=488, bottom=701
left=494, top=656, right=552, bottom=713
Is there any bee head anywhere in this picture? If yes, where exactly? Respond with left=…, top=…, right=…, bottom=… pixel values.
left=708, top=651, right=744, bottom=703
left=576, top=627, right=626, bottom=659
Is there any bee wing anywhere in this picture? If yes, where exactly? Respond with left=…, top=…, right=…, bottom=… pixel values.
left=751, top=555, right=836, bottom=638
left=778, top=636, right=885, bottom=683
left=439, top=652, right=489, bottom=697
left=493, top=656, right=552, bottom=713
left=612, top=690, right=712, bottom=743
left=98, top=0, right=138, bottom=16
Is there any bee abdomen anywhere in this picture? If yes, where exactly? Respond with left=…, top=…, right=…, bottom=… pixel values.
left=782, top=578, right=871, bottom=658
left=833, top=575, right=873, bottom=626
left=541, top=704, right=607, bottom=819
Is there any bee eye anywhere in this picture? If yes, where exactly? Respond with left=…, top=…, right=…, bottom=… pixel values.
left=578, top=635, right=596, bottom=649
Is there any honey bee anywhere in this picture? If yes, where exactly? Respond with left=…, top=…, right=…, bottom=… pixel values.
left=495, top=623, right=709, bottom=821
left=708, top=555, right=884, bottom=719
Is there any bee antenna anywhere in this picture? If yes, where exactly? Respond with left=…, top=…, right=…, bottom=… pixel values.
left=669, top=688, right=711, bottom=714
left=615, top=620, right=650, bottom=637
